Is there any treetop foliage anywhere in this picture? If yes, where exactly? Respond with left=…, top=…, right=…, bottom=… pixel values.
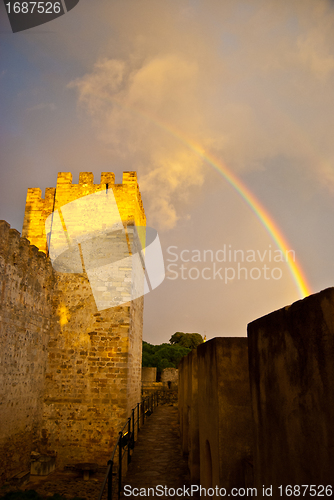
left=142, top=332, right=204, bottom=373
left=169, top=332, right=204, bottom=349
left=142, top=341, right=190, bottom=373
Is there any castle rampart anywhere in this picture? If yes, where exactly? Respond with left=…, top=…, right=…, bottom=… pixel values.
left=0, top=171, right=146, bottom=473
left=179, top=289, right=334, bottom=495
left=179, top=338, right=253, bottom=491
left=0, top=221, right=55, bottom=484
left=248, top=288, right=334, bottom=496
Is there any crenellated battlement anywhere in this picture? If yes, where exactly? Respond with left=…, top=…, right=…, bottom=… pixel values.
left=0, top=220, right=53, bottom=273
left=22, top=171, right=146, bottom=253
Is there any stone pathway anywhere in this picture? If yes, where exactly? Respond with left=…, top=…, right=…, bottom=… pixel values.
left=121, top=405, right=192, bottom=499
left=1, top=405, right=193, bottom=500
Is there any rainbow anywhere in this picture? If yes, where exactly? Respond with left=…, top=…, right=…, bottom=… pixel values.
left=192, top=147, right=311, bottom=298
left=111, top=99, right=312, bottom=298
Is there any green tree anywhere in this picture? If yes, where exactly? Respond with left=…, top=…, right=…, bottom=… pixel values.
left=169, top=332, right=204, bottom=349
left=142, top=341, right=190, bottom=373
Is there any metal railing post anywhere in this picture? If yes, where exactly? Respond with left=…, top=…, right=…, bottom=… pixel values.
left=137, top=402, right=140, bottom=433
left=118, top=431, right=122, bottom=500
left=107, top=460, right=113, bottom=500
left=127, top=417, right=131, bottom=465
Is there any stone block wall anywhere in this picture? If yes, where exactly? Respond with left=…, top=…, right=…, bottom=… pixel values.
left=20, top=171, right=146, bottom=468
left=142, top=367, right=157, bottom=382
left=126, top=296, right=144, bottom=415
left=161, top=367, right=178, bottom=388
left=248, top=287, right=334, bottom=496
left=0, top=221, right=55, bottom=484
left=40, top=274, right=136, bottom=466
left=22, top=172, right=145, bottom=255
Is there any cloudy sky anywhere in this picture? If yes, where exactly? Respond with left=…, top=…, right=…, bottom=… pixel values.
left=1, top=0, right=334, bottom=343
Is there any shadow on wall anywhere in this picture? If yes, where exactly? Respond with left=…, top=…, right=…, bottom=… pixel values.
left=204, top=440, right=213, bottom=489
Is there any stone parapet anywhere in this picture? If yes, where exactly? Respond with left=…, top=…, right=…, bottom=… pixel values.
left=179, top=338, right=253, bottom=492
left=248, top=288, right=334, bottom=496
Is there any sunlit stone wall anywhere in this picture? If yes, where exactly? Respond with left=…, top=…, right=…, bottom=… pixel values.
left=21, top=171, right=145, bottom=467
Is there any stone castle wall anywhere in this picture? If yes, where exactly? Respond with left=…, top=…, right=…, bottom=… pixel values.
left=0, top=171, right=146, bottom=477
left=142, top=367, right=157, bottom=382
left=178, top=349, right=199, bottom=483
left=161, top=367, right=178, bottom=388
left=0, top=221, right=55, bottom=484
left=248, top=288, right=334, bottom=497
left=141, top=367, right=163, bottom=398
left=197, top=338, right=253, bottom=491
left=127, top=294, right=144, bottom=414
left=179, top=289, right=334, bottom=496
left=21, top=171, right=146, bottom=467
left=22, top=172, right=145, bottom=255
left=40, top=273, right=140, bottom=466
left=179, top=339, right=253, bottom=491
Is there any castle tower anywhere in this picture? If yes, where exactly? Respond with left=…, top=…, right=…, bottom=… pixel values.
left=22, top=172, right=146, bottom=467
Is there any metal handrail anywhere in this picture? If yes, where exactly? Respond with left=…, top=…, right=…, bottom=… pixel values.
left=98, top=391, right=159, bottom=500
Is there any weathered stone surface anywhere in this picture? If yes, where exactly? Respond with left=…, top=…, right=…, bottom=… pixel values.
left=0, top=171, right=146, bottom=482
left=30, top=455, right=56, bottom=476
left=179, top=339, right=253, bottom=492
left=248, top=287, right=334, bottom=497
left=22, top=172, right=145, bottom=255
left=161, top=367, right=178, bottom=388
left=142, top=367, right=157, bottom=382
left=178, top=349, right=199, bottom=483
left=0, top=220, right=55, bottom=484
left=23, top=172, right=145, bottom=467
left=197, top=338, right=253, bottom=491
left=2, top=406, right=190, bottom=500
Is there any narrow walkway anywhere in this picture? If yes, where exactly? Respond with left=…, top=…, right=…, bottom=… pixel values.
left=122, top=405, right=191, bottom=498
